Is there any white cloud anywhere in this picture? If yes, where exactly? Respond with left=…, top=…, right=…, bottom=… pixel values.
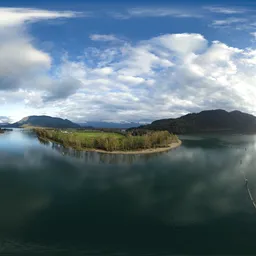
left=107, top=12, right=130, bottom=20
left=108, top=7, right=202, bottom=20
left=89, top=34, right=121, bottom=42
left=116, top=45, right=173, bottom=76
left=0, top=116, right=11, bottom=124
left=2, top=10, right=256, bottom=124
left=251, top=32, right=256, bottom=40
left=204, top=6, right=247, bottom=14
left=0, top=30, right=51, bottom=82
left=0, top=7, right=81, bottom=101
left=212, top=18, right=247, bottom=26
left=117, top=75, right=145, bottom=84
left=92, top=67, right=113, bottom=75
left=152, top=33, right=208, bottom=54
left=33, top=33, right=256, bottom=123
left=127, top=8, right=202, bottom=18
left=0, top=8, right=79, bottom=27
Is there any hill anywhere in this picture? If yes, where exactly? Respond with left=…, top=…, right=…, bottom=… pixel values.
left=79, top=121, right=142, bottom=129
left=0, top=123, right=10, bottom=128
left=10, top=116, right=80, bottom=129
left=136, top=110, right=256, bottom=134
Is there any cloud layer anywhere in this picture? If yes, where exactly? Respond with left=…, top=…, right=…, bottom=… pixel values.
left=1, top=7, right=256, bottom=123
left=36, top=33, right=256, bottom=123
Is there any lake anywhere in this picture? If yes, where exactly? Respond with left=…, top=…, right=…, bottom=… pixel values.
left=1, top=129, right=256, bottom=255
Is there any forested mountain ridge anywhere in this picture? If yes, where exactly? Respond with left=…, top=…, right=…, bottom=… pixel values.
left=79, top=121, right=142, bottom=129
left=135, top=110, right=256, bottom=134
left=10, top=116, right=80, bottom=128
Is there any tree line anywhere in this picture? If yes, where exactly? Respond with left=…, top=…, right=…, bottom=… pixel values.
left=34, top=129, right=179, bottom=152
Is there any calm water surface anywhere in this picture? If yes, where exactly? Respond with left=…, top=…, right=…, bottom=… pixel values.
left=1, top=129, right=256, bottom=255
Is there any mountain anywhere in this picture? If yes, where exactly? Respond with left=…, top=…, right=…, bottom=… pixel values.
left=10, top=116, right=80, bottom=129
left=136, top=110, right=256, bottom=134
left=0, top=123, right=10, bottom=127
left=79, top=121, right=143, bottom=129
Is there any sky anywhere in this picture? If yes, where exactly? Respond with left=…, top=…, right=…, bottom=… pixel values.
left=1, top=0, right=256, bottom=123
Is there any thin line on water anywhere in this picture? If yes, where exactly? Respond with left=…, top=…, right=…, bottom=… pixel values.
left=241, top=168, right=256, bottom=209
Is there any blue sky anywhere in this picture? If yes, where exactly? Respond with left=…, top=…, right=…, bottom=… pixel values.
left=1, top=0, right=256, bottom=123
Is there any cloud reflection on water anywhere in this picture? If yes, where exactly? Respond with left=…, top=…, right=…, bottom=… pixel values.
left=1, top=131, right=256, bottom=253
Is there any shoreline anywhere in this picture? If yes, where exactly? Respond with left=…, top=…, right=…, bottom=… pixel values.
left=39, top=136, right=182, bottom=155
left=94, top=139, right=182, bottom=154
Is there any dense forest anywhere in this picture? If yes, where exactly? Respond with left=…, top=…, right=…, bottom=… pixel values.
left=35, top=129, right=179, bottom=152
left=136, top=109, right=256, bottom=134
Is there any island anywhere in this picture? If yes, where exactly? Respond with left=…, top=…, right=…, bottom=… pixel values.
left=34, top=128, right=181, bottom=154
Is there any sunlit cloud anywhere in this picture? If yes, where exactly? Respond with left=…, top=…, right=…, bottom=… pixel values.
left=204, top=6, right=248, bottom=14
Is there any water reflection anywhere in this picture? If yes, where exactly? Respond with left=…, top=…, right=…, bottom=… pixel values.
left=1, top=130, right=256, bottom=254
left=38, top=137, right=50, bottom=146
left=50, top=141, right=165, bottom=164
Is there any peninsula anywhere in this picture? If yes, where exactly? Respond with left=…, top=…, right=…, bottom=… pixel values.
left=35, top=128, right=181, bottom=154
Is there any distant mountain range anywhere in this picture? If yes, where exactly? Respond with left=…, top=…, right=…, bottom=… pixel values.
left=5, top=109, right=256, bottom=133
left=79, top=121, right=142, bottom=129
left=136, top=110, right=256, bottom=134
left=4, top=116, right=142, bottom=129
left=0, top=123, right=10, bottom=127
left=9, top=116, right=80, bottom=128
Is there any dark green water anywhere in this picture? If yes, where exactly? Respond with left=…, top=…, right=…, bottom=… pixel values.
left=1, top=129, right=256, bottom=255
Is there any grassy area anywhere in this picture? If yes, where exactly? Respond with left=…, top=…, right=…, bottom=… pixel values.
left=34, top=128, right=179, bottom=152
left=72, top=131, right=124, bottom=139
left=49, top=131, right=124, bottom=145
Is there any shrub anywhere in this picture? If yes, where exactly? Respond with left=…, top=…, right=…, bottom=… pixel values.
left=34, top=128, right=178, bottom=152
